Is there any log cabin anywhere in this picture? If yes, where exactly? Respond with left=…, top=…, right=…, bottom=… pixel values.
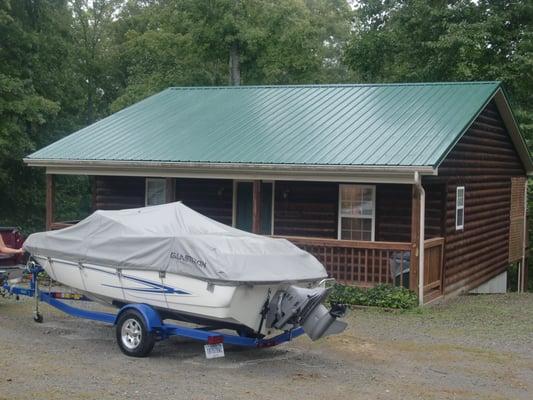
left=25, top=82, right=532, bottom=304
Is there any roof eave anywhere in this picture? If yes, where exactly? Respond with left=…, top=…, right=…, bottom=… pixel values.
left=23, top=159, right=437, bottom=184
left=491, top=89, right=533, bottom=175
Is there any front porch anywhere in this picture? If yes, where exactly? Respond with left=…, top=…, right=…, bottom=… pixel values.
left=45, top=175, right=445, bottom=304
left=283, top=236, right=444, bottom=304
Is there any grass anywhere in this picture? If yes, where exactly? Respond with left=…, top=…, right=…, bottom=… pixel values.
left=349, top=292, right=533, bottom=353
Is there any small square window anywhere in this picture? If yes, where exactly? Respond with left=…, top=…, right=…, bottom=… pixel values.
left=456, top=186, right=465, bottom=230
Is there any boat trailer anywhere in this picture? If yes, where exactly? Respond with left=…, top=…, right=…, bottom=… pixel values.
left=1, top=263, right=305, bottom=358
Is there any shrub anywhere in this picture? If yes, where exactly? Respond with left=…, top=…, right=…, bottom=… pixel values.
left=327, top=283, right=418, bottom=309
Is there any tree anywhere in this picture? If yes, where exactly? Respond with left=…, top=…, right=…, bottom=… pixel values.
left=344, top=0, right=533, bottom=141
left=0, top=0, right=90, bottom=231
left=0, top=0, right=62, bottom=230
left=110, top=0, right=354, bottom=110
left=71, top=0, right=122, bottom=124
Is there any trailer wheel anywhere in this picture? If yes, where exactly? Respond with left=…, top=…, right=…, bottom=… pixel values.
left=116, top=310, right=155, bottom=357
left=33, top=312, right=43, bottom=323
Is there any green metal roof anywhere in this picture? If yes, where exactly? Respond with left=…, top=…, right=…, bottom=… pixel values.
left=27, top=82, right=505, bottom=168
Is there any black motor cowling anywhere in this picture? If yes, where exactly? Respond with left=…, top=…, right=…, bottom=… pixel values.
left=265, top=285, right=347, bottom=341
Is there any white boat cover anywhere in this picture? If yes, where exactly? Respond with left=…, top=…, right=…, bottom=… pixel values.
left=23, top=202, right=327, bottom=283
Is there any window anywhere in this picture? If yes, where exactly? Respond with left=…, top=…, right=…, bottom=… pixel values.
left=338, top=185, right=375, bottom=241
left=456, top=186, right=465, bottom=230
left=145, top=178, right=167, bottom=206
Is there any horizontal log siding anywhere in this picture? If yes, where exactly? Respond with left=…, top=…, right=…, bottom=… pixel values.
left=437, top=100, right=526, bottom=296
left=273, top=181, right=338, bottom=238
left=95, top=176, right=145, bottom=210
left=274, top=181, right=414, bottom=242
left=175, top=178, right=233, bottom=225
left=375, top=184, right=411, bottom=242
left=424, top=184, right=445, bottom=239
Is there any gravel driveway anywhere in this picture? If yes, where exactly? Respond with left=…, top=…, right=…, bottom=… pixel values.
left=1, top=293, right=532, bottom=400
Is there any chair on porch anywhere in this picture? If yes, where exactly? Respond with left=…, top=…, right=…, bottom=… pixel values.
left=389, top=251, right=410, bottom=289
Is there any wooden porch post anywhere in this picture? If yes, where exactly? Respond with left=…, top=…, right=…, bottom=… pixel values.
left=252, top=180, right=261, bottom=234
left=410, top=184, right=420, bottom=293
left=45, top=174, right=55, bottom=231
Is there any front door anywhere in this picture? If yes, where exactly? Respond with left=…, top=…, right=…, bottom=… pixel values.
left=234, top=181, right=273, bottom=234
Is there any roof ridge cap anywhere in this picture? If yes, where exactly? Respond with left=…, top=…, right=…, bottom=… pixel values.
left=168, top=81, right=501, bottom=90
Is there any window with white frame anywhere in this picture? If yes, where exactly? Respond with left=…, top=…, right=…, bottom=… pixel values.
left=456, top=186, right=465, bottom=230
left=338, top=184, right=375, bottom=241
left=145, top=178, right=167, bottom=206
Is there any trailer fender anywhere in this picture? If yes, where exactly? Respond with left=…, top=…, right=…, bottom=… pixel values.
left=115, top=304, right=162, bottom=333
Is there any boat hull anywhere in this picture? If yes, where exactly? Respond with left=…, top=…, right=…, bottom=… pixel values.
left=34, top=256, right=319, bottom=337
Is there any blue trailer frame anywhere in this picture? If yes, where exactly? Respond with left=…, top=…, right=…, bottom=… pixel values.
left=1, top=264, right=305, bottom=354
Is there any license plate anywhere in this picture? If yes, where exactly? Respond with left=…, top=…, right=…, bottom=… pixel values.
left=204, top=343, right=225, bottom=359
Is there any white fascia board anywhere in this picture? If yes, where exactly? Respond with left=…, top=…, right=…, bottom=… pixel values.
left=25, top=159, right=436, bottom=184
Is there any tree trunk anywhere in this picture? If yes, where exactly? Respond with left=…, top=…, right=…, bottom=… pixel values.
left=229, top=43, right=241, bottom=86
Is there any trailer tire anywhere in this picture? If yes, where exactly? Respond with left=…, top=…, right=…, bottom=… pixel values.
left=116, top=309, right=155, bottom=357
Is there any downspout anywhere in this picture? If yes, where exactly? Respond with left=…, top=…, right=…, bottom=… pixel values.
left=414, top=172, right=425, bottom=306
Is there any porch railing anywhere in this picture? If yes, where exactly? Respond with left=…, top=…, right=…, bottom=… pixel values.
left=50, top=221, right=79, bottom=230
left=423, top=237, right=444, bottom=302
left=279, top=236, right=412, bottom=287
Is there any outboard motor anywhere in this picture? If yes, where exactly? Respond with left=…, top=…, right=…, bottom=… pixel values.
left=265, top=285, right=347, bottom=341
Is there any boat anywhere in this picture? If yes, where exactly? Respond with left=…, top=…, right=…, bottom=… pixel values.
left=23, top=202, right=346, bottom=340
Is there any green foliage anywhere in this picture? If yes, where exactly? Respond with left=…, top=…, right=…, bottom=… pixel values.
left=110, top=0, right=354, bottom=110
left=54, top=175, right=92, bottom=222
left=328, top=283, right=419, bottom=309
left=0, top=0, right=66, bottom=232
left=71, top=0, right=124, bottom=123
left=344, top=0, right=533, bottom=142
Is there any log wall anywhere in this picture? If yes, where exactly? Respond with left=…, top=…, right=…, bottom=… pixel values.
left=274, top=181, right=415, bottom=241
left=434, top=100, right=526, bottom=296
left=94, top=176, right=145, bottom=210
left=424, top=183, right=446, bottom=239
left=175, top=178, right=233, bottom=225
left=273, top=181, right=338, bottom=238
left=375, top=184, right=412, bottom=242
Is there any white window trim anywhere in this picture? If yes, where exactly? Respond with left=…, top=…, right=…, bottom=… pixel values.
left=338, top=184, right=376, bottom=241
left=456, top=186, right=465, bottom=231
left=145, top=178, right=167, bottom=206
left=232, top=180, right=275, bottom=235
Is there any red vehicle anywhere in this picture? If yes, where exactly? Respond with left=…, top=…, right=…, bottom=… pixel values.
left=0, top=227, right=25, bottom=267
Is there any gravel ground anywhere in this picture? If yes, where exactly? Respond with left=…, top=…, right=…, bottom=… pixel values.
left=0, top=292, right=532, bottom=400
